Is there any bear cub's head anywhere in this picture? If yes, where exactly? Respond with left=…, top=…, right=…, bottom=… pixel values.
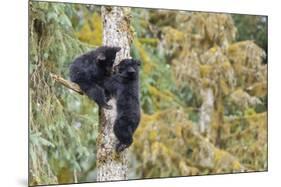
left=93, top=46, right=121, bottom=75
left=115, top=59, right=141, bottom=80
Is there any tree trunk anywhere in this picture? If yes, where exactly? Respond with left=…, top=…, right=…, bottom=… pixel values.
left=214, top=85, right=224, bottom=148
left=215, top=99, right=224, bottom=148
left=96, top=6, right=132, bottom=181
left=198, top=88, right=214, bottom=138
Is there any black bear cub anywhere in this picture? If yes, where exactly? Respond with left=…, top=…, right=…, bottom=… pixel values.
left=105, top=59, right=141, bottom=152
left=69, top=46, right=121, bottom=109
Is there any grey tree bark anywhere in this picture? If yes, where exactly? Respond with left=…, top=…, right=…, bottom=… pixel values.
left=96, top=6, right=132, bottom=181
left=198, top=88, right=214, bottom=138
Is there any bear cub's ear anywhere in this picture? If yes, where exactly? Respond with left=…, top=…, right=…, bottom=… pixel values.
left=135, top=59, right=141, bottom=66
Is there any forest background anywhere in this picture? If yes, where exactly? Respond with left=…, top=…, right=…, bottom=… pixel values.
left=29, top=1, right=267, bottom=185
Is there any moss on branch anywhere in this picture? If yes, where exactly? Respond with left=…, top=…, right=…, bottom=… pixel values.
left=50, top=73, right=84, bottom=95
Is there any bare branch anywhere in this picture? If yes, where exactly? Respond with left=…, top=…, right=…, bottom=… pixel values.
left=50, top=73, right=84, bottom=95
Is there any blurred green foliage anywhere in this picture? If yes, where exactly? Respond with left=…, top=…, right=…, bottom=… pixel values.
left=233, top=14, right=267, bottom=63
left=29, top=1, right=268, bottom=185
left=29, top=2, right=100, bottom=185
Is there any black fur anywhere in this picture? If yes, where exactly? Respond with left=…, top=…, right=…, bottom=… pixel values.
left=104, top=59, right=141, bottom=152
left=69, top=46, right=121, bottom=109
